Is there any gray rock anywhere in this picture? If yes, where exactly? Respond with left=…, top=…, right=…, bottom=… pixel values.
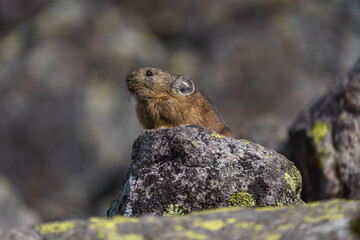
left=108, top=125, right=302, bottom=217
left=288, top=58, right=360, bottom=201
left=0, top=175, right=40, bottom=231
left=1, top=199, right=359, bottom=240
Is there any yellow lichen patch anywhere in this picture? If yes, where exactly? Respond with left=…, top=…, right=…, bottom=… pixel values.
left=277, top=224, right=294, bottom=231
left=241, top=139, right=249, bottom=144
left=123, top=233, right=144, bottom=240
left=174, top=225, right=184, bottom=231
left=266, top=233, right=282, bottom=240
left=191, top=141, right=199, bottom=146
left=311, top=121, right=329, bottom=145
left=307, top=201, right=321, bottom=207
left=226, top=218, right=237, bottom=224
left=304, top=200, right=345, bottom=223
left=235, top=222, right=264, bottom=231
left=184, top=230, right=207, bottom=240
left=89, top=216, right=139, bottom=240
left=316, top=147, right=330, bottom=169
left=195, top=220, right=225, bottom=231
left=90, top=216, right=139, bottom=225
left=35, top=221, right=74, bottom=235
left=283, top=165, right=302, bottom=201
left=256, top=206, right=281, bottom=212
left=163, top=204, right=187, bottom=216
left=290, top=166, right=302, bottom=188
left=229, top=191, right=256, bottom=207
left=304, top=212, right=344, bottom=223
left=284, top=173, right=295, bottom=192
left=338, top=112, right=346, bottom=120
left=211, top=132, right=224, bottom=139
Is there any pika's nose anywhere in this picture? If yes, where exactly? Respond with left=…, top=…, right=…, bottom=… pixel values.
left=126, top=72, right=134, bottom=83
left=127, top=71, right=139, bottom=83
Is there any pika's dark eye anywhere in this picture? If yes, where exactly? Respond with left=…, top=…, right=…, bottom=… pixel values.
left=146, top=70, right=153, bottom=76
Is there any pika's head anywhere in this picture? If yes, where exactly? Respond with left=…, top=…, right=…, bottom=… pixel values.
left=126, top=67, right=195, bottom=100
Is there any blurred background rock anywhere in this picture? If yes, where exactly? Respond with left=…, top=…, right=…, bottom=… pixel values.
left=0, top=0, right=359, bottom=229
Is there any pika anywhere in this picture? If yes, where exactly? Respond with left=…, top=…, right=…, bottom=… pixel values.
left=126, top=67, right=233, bottom=138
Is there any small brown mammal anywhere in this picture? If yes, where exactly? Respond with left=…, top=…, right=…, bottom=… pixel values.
left=126, top=67, right=233, bottom=137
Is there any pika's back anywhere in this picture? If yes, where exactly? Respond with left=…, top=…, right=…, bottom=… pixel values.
left=126, top=67, right=233, bottom=137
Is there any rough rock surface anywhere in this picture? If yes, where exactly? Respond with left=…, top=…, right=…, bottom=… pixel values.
left=1, top=199, right=359, bottom=240
left=288, top=58, right=360, bottom=201
left=108, top=125, right=302, bottom=217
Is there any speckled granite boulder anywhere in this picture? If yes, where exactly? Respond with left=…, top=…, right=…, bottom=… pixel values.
left=288, top=58, right=360, bottom=201
left=108, top=125, right=302, bottom=217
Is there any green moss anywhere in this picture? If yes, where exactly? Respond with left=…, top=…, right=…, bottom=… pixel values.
left=229, top=191, right=256, bottom=208
left=130, top=159, right=134, bottom=165
left=195, top=220, right=225, bottom=231
left=311, top=121, right=329, bottom=145
left=163, top=204, right=187, bottom=216
left=211, top=132, right=224, bottom=139
left=35, top=221, right=74, bottom=235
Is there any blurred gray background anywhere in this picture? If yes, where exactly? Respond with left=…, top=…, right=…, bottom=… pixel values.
left=0, top=0, right=359, bottom=229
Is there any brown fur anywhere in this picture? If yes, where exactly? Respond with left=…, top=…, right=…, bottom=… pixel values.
left=126, top=67, right=233, bottom=138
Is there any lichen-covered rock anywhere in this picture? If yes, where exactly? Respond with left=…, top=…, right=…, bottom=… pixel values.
left=108, top=125, right=302, bottom=217
left=1, top=199, right=359, bottom=240
left=288, top=58, right=360, bottom=201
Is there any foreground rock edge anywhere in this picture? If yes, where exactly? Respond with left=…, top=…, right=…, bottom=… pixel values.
left=1, top=199, right=359, bottom=240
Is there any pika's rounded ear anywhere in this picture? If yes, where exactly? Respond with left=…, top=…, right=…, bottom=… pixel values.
left=173, top=76, right=195, bottom=96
